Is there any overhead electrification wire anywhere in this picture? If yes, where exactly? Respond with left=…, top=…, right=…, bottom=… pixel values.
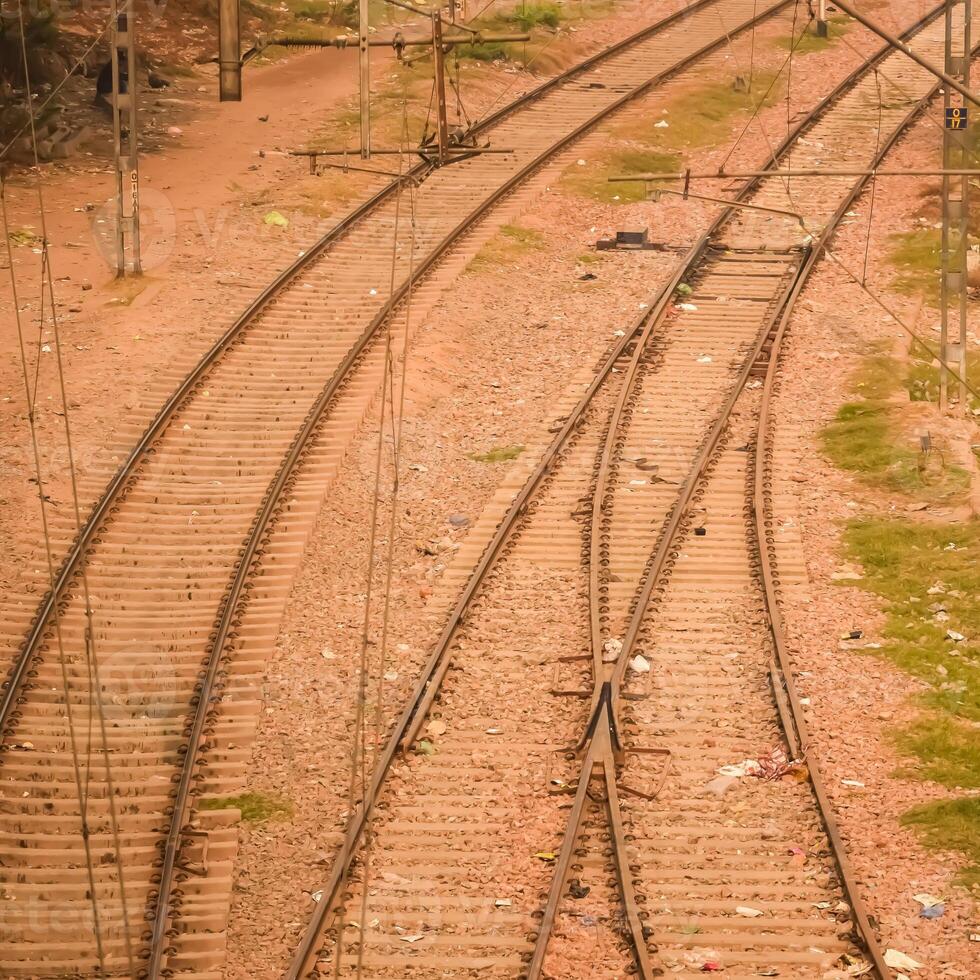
left=331, top=102, right=412, bottom=980
left=862, top=68, right=884, bottom=285
left=353, top=101, right=421, bottom=980
left=9, top=3, right=138, bottom=971
left=1, top=172, right=110, bottom=979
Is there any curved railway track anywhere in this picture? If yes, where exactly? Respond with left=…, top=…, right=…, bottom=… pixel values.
left=0, top=1, right=813, bottom=976
left=285, top=4, right=975, bottom=978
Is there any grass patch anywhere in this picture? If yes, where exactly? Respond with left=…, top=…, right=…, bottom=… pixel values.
left=470, top=224, right=544, bottom=269
left=820, top=353, right=968, bottom=500
left=906, top=348, right=980, bottom=414
left=639, top=72, right=783, bottom=151
left=901, top=797, right=980, bottom=888
left=775, top=14, right=850, bottom=55
left=562, top=148, right=681, bottom=204
left=503, top=1, right=562, bottom=31
left=469, top=444, right=525, bottom=463
left=199, top=791, right=293, bottom=823
left=888, top=229, right=941, bottom=303
left=843, top=518, right=980, bottom=724
left=840, top=515, right=980, bottom=884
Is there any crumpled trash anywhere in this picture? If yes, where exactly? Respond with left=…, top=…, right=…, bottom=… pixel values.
left=913, top=893, right=944, bottom=918
left=884, top=949, right=923, bottom=972
left=630, top=654, right=650, bottom=673
left=946, top=629, right=966, bottom=642
left=263, top=210, right=290, bottom=228
left=602, top=638, right=623, bottom=663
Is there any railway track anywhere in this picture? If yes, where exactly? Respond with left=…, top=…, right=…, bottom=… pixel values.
left=285, top=4, right=975, bottom=979
left=0, top=0, right=818, bottom=976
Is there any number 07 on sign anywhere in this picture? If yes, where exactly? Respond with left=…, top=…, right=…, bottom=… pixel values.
left=945, top=107, right=969, bottom=129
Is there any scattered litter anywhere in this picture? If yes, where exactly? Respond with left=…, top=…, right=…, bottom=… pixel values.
left=884, top=950, right=922, bottom=972
left=788, top=847, right=807, bottom=868
left=40, top=344, right=51, bottom=353
left=576, top=158, right=587, bottom=166
left=701, top=962, right=722, bottom=973
left=400, top=934, right=425, bottom=943
left=383, top=670, right=398, bottom=681
left=426, top=719, right=447, bottom=737
left=578, top=272, right=598, bottom=281
left=416, top=739, right=435, bottom=756
left=927, top=583, right=946, bottom=595
left=946, top=630, right=966, bottom=642
left=485, top=727, right=503, bottom=734
left=494, top=898, right=512, bottom=908
left=757, top=970, right=779, bottom=977
left=676, top=282, right=693, bottom=296
left=697, top=354, right=713, bottom=363
left=694, top=527, right=706, bottom=536
left=613, top=329, right=626, bottom=337
left=321, top=648, right=336, bottom=660
left=913, top=894, right=944, bottom=918
left=841, top=629, right=863, bottom=640
left=753, top=747, right=806, bottom=781
left=705, top=774, right=736, bottom=797
left=263, top=210, right=289, bottom=228
left=311, top=890, right=323, bottom=903
left=568, top=879, right=590, bottom=899
left=736, top=906, right=764, bottom=917
left=678, top=302, right=699, bottom=311
left=534, top=851, right=557, bottom=862
left=408, top=463, right=428, bottom=472
left=655, top=119, right=669, bottom=128
left=602, top=638, right=623, bottom=662
left=718, top=760, right=761, bottom=778
left=167, top=125, right=182, bottom=136
left=841, top=779, right=865, bottom=788
left=630, top=654, right=650, bottom=673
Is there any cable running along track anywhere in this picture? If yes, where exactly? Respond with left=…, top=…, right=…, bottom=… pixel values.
left=286, top=4, right=975, bottom=979
left=0, top=0, right=813, bottom=975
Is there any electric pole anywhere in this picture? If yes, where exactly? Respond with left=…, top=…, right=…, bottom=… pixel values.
left=431, top=11, right=450, bottom=164
left=219, top=0, right=242, bottom=100
left=816, top=0, right=828, bottom=38
left=360, top=0, right=371, bottom=158
left=940, top=0, right=971, bottom=411
left=110, top=0, right=141, bottom=276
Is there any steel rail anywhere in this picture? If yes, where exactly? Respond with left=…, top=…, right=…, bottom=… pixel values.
left=284, top=4, right=956, bottom=975
left=146, top=2, right=801, bottom=975
left=743, top=24, right=980, bottom=978
left=527, top=3, right=958, bottom=976
left=0, top=0, right=747, bottom=738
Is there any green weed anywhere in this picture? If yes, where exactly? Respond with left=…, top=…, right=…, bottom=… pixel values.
left=562, top=149, right=681, bottom=204
left=199, top=791, right=293, bottom=823
left=820, top=354, right=968, bottom=500
left=469, top=445, right=525, bottom=463
left=888, top=229, right=942, bottom=302
left=775, top=14, right=850, bottom=55
left=840, top=515, right=980, bottom=884
left=503, top=2, right=562, bottom=31
left=470, top=224, right=544, bottom=269
left=639, top=72, right=783, bottom=151
left=901, top=797, right=980, bottom=888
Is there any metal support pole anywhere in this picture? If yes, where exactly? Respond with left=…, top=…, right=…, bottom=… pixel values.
left=940, top=0, right=971, bottom=411
left=432, top=12, right=449, bottom=164
left=218, top=0, right=242, bottom=101
left=110, top=0, right=141, bottom=276
left=816, top=0, right=828, bottom=37
left=359, top=0, right=371, bottom=158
